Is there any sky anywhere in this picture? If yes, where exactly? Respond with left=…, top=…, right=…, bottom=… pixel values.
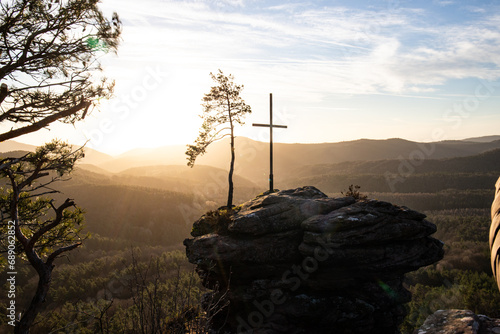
left=10, top=0, right=500, bottom=155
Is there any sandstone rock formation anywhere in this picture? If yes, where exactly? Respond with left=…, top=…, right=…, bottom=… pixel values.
left=184, top=186, right=444, bottom=333
left=417, top=309, right=500, bottom=334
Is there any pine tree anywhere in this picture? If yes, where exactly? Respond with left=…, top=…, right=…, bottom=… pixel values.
left=186, top=70, right=251, bottom=208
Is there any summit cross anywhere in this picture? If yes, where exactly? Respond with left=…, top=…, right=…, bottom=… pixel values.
left=252, top=93, right=287, bottom=192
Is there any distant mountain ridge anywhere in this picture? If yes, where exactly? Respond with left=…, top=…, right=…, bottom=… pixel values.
left=3, top=136, right=500, bottom=182
left=291, top=147, right=500, bottom=176
left=0, top=140, right=37, bottom=152
left=281, top=146, right=500, bottom=195
left=98, top=145, right=187, bottom=172
left=0, top=140, right=113, bottom=166
left=463, top=135, right=500, bottom=143
left=114, top=137, right=500, bottom=183
left=3, top=136, right=500, bottom=244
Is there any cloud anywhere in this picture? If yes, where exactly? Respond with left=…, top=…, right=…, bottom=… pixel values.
left=100, top=0, right=500, bottom=99
left=465, top=6, right=486, bottom=13
left=433, top=0, right=455, bottom=6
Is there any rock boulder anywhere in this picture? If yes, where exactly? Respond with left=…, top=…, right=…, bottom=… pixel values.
left=184, top=186, right=444, bottom=333
left=417, top=309, right=500, bottom=334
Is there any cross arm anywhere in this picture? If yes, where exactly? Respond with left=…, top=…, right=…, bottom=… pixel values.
left=252, top=123, right=288, bottom=128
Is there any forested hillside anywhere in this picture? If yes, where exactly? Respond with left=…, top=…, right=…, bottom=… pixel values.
left=281, top=148, right=500, bottom=212
left=1, top=138, right=500, bottom=333
left=55, top=166, right=259, bottom=245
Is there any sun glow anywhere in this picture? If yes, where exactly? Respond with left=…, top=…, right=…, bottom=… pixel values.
left=7, top=0, right=500, bottom=154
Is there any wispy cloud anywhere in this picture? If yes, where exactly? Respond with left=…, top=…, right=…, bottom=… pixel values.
left=100, top=0, right=500, bottom=98
left=465, top=6, right=486, bottom=13
left=433, top=0, right=455, bottom=7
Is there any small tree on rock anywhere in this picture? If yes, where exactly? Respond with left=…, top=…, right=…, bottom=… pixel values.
left=186, top=70, right=251, bottom=208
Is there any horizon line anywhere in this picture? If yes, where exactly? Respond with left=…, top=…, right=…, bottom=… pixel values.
left=2, top=134, right=500, bottom=157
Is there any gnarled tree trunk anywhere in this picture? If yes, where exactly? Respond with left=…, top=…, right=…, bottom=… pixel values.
left=15, top=263, right=52, bottom=334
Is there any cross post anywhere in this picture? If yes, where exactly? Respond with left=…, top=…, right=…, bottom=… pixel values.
left=252, top=93, right=287, bottom=192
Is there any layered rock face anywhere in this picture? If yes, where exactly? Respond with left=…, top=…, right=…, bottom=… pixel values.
left=184, top=186, right=444, bottom=333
